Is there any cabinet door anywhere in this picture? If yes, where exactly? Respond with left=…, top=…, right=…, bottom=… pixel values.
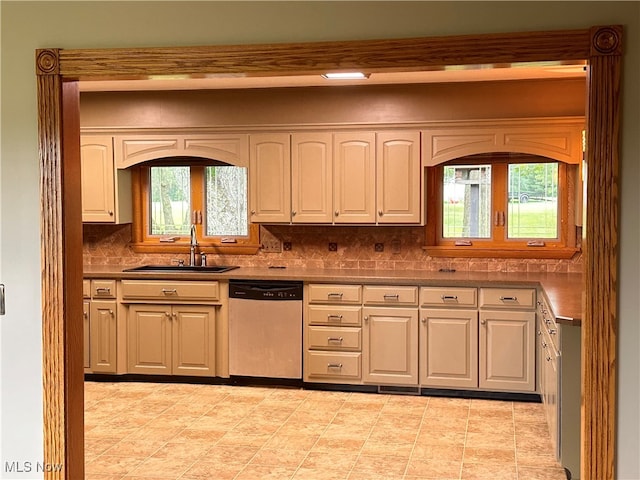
left=90, top=300, right=117, bottom=373
left=127, top=304, right=172, bottom=374
left=249, top=133, right=291, bottom=223
left=479, top=310, right=535, bottom=392
left=376, top=131, right=421, bottom=223
left=420, top=308, right=478, bottom=389
left=172, top=305, right=217, bottom=376
left=83, top=300, right=91, bottom=370
left=333, top=132, right=376, bottom=223
left=363, top=307, right=418, bottom=385
left=291, top=133, right=333, bottom=223
left=81, top=136, right=116, bottom=222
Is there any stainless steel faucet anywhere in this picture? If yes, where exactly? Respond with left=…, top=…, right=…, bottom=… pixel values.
left=189, top=224, right=198, bottom=266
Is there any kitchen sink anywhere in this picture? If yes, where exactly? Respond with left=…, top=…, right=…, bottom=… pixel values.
left=123, top=264, right=240, bottom=273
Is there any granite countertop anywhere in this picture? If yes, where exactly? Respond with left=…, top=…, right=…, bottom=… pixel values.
left=83, top=265, right=583, bottom=325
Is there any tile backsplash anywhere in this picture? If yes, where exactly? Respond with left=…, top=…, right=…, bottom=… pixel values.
left=83, top=224, right=583, bottom=273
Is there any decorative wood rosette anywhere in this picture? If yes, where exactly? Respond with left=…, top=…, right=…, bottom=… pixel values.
left=36, top=48, right=60, bottom=75
left=590, top=25, right=623, bottom=56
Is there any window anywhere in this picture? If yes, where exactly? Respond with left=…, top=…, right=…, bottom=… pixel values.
left=131, top=160, right=259, bottom=254
left=426, top=154, right=579, bottom=258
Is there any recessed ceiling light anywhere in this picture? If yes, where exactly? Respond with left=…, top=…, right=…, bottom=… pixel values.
left=321, top=72, right=370, bottom=80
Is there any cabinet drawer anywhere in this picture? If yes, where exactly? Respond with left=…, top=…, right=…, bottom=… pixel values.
left=91, top=280, right=117, bottom=299
left=306, top=351, right=361, bottom=379
left=83, top=279, right=91, bottom=299
left=363, top=285, right=418, bottom=306
left=420, top=287, right=477, bottom=307
left=480, top=287, right=536, bottom=309
left=121, top=280, right=219, bottom=302
left=308, top=284, right=362, bottom=304
left=308, top=326, right=361, bottom=351
left=307, top=305, right=361, bottom=326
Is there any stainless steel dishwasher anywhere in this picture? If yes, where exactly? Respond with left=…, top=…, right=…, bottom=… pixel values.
left=228, top=279, right=303, bottom=379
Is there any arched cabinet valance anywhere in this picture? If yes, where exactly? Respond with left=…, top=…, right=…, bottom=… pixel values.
left=112, top=133, right=249, bottom=168
left=422, top=117, right=584, bottom=166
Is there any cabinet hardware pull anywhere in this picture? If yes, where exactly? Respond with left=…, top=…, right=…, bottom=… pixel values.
left=327, top=293, right=344, bottom=299
left=292, top=210, right=297, bottom=216
left=83, top=312, right=88, bottom=319
left=441, top=295, right=458, bottom=300
left=172, top=313, right=177, bottom=320
left=95, top=287, right=111, bottom=294
left=250, top=210, right=256, bottom=215
left=109, top=310, right=114, bottom=315
left=548, top=329, right=557, bottom=335
left=383, top=294, right=400, bottom=300
left=421, top=318, right=426, bottom=323
left=378, top=210, right=384, bottom=216
left=364, top=316, right=369, bottom=322
left=334, top=210, right=340, bottom=217
left=162, top=289, right=178, bottom=295
left=546, top=356, right=552, bottom=362
left=542, top=341, right=548, bottom=348
left=327, top=314, right=343, bottom=321
left=500, top=211, right=505, bottom=226
left=480, top=319, right=486, bottom=325
left=499, top=296, right=517, bottom=301
left=327, top=363, right=343, bottom=369
left=327, top=337, right=343, bottom=343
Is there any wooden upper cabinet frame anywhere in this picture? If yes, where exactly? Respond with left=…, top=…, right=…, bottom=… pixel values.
left=36, top=25, right=622, bottom=480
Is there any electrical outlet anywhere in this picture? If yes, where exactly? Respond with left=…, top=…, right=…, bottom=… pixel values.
left=328, top=242, right=338, bottom=252
left=374, top=243, right=384, bottom=252
left=283, top=242, right=292, bottom=251
left=262, top=238, right=282, bottom=253
left=391, top=239, right=401, bottom=254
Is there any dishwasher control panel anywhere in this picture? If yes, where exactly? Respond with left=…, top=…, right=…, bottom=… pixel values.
left=229, top=280, right=303, bottom=301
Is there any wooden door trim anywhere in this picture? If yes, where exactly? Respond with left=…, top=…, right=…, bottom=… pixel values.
left=36, top=25, right=622, bottom=479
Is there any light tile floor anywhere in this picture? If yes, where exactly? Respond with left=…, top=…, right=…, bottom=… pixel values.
left=84, top=381, right=568, bottom=480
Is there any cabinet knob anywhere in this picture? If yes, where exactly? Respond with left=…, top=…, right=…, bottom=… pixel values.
left=250, top=210, right=256, bottom=215
left=108, top=210, right=114, bottom=216
left=334, top=210, right=339, bottom=217
left=378, top=210, right=384, bottom=216
left=292, top=210, right=297, bottom=216
left=421, top=318, right=426, bottom=323
left=480, top=319, right=486, bottom=325
left=364, top=316, right=369, bottom=322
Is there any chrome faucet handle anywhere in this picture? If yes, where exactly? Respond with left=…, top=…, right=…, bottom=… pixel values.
left=171, top=259, right=185, bottom=266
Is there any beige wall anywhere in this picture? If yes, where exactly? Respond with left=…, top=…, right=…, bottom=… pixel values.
left=2, top=2, right=638, bottom=478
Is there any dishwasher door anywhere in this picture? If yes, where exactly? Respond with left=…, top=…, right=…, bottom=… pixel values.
left=228, top=280, right=303, bottom=379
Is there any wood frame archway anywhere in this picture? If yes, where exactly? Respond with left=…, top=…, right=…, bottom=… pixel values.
left=36, top=26, right=622, bottom=479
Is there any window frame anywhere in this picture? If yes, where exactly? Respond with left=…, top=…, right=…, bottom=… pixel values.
left=424, top=154, right=579, bottom=259
left=131, top=163, right=260, bottom=254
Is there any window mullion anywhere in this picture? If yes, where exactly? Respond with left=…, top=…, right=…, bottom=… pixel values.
left=191, top=166, right=205, bottom=239
left=493, top=164, right=508, bottom=243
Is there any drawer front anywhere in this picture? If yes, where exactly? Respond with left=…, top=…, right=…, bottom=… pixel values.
left=91, top=279, right=117, bottom=299
left=308, top=326, right=361, bottom=351
left=306, top=351, right=361, bottom=379
left=307, top=305, right=362, bottom=326
left=308, top=284, right=362, bottom=304
left=480, top=288, right=536, bottom=309
left=83, top=279, right=91, bottom=299
left=121, top=280, right=219, bottom=301
left=363, top=285, right=418, bottom=306
left=420, top=287, right=477, bottom=307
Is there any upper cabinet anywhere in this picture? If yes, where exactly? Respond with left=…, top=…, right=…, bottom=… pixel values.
left=376, top=131, right=421, bottom=223
left=81, top=135, right=132, bottom=224
left=250, top=130, right=422, bottom=225
left=249, top=133, right=292, bottom=223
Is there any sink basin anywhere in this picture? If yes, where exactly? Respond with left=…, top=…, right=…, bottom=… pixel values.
left=123, top=265, right=240, bottom=273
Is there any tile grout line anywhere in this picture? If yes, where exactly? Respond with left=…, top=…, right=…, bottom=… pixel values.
left=400, top=394, right=431, bottom=479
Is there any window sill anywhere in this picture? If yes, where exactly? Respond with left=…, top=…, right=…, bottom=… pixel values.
left=422, top=246, right=580, bottom=259
left=130, top=242, right=261, bottom=255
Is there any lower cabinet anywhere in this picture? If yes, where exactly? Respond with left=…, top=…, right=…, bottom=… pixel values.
left=419, top=308, right=478, bottom=389
left=363, top=307, right=418, bottom=385
left=127, top=304, right=217, bottom=376
left=90, top=300, right=118, bottom=373
left=479, top=310, right=536, bottom=392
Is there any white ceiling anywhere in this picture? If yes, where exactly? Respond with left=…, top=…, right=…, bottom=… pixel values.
left=79, top=62, right=587, bottom=92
